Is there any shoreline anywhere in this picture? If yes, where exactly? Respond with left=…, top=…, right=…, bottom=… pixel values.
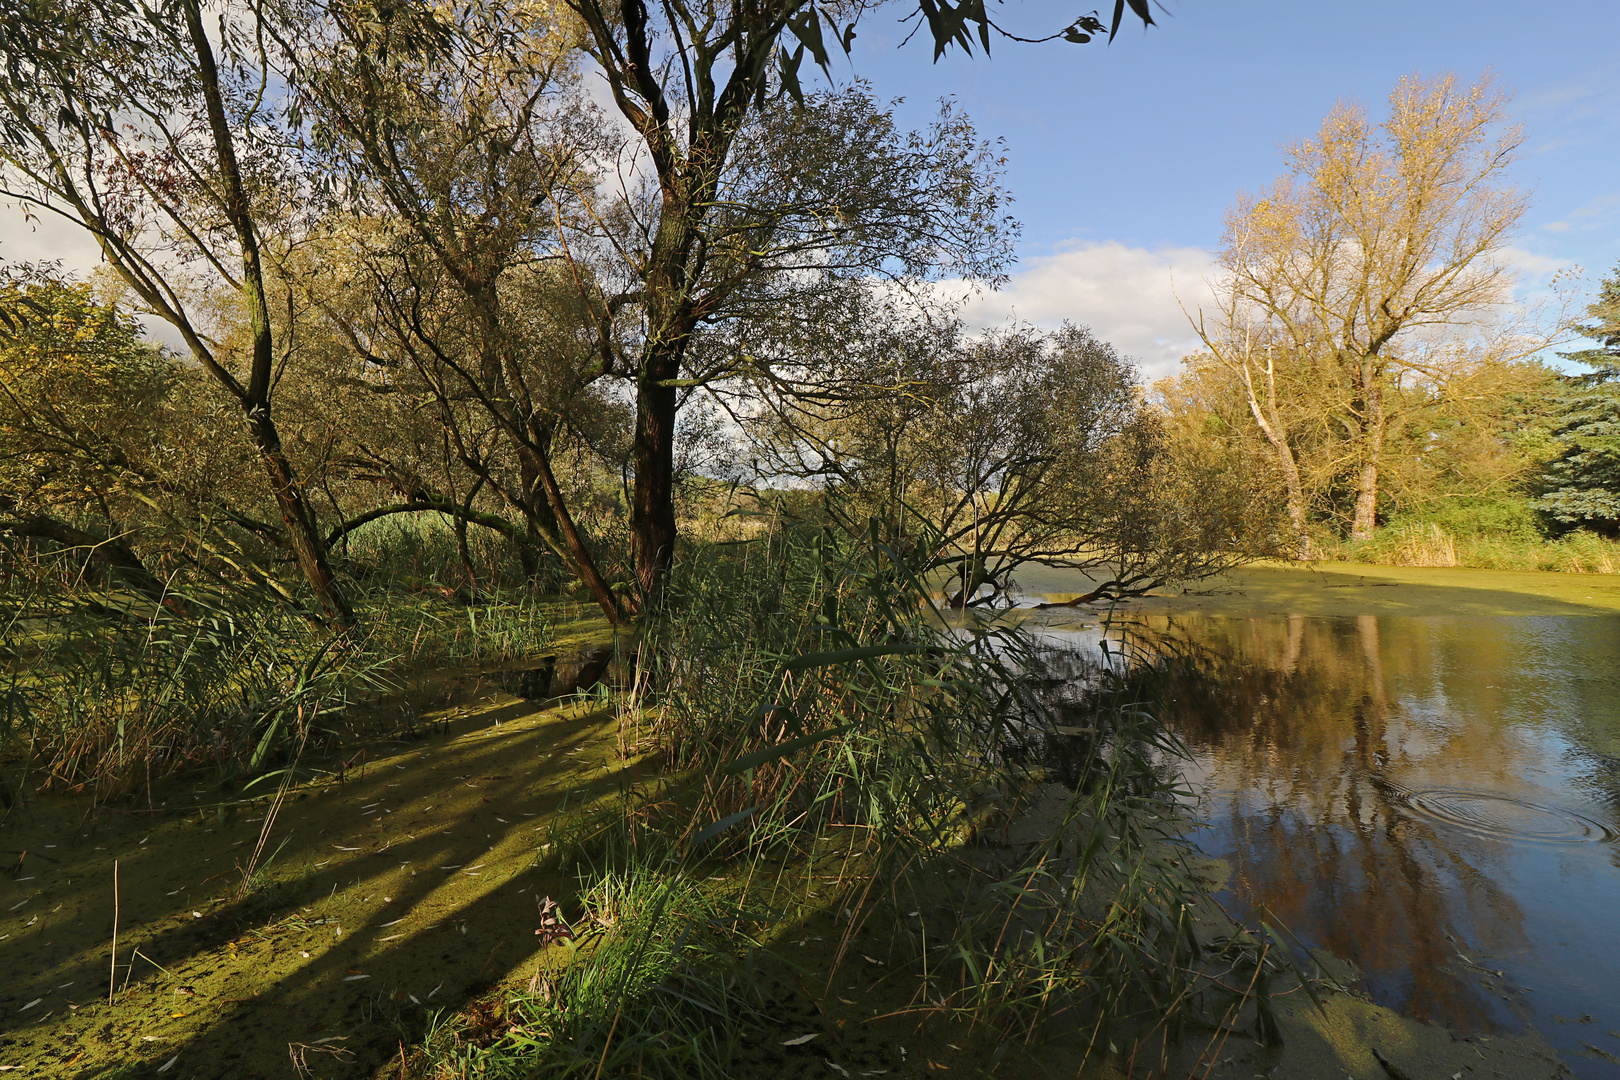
left=1014, top=560, right=1620, bottom=618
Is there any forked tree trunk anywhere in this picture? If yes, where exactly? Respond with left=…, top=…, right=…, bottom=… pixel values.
left=247, top=411, right=353, bottom=626
left=1276, top=441, right=1313, bottom=560
left=1236, top=362, right=1312, bottom=560
left=520, top=442, right=623, bottom=623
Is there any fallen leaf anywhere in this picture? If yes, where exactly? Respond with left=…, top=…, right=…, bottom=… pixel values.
left=782, top=1033, right=821, bottom=1046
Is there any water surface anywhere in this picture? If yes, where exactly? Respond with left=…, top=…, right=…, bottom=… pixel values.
left=1044, top=612, right=1620, bottom=1076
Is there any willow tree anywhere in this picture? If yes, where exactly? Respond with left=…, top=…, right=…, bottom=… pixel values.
left=546, top=0, right=1155, bottom=602
left=284, top=0, right=1152, bottom=610
left=0, top=0, right=352, bottom=623
left=0, top=274, right=176, bottom=596
left=282, top=1, right=630, bottom=621
left=745, top=297, right=1263, bottom=605
left=1192, top=73, right=1548, bottom=542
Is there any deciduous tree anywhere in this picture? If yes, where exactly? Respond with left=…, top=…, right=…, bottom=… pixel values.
left=1189, top=73, right=1552, bottom=544
left=0, top=0, right=353, bottom=623
left=545, top=0, right=1154, bottom=602
left=749, top=300, right=1259, bottom=604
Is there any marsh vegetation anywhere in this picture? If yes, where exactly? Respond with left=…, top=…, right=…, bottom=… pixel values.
left=1, top=0, right=1617, bottom=1076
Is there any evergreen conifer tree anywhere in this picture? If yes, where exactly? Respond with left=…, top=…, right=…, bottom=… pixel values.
left=1538, top=267, right=1620, bottom=535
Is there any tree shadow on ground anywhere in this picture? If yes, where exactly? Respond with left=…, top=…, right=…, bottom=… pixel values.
left=0, top=677, right=661, bottom=1079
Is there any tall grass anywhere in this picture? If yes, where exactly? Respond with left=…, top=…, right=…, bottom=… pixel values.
left=0, top=537, right=559, bottom=800
left=0, top=581, right=396, bottom=799
left=425, top=851, right=763, bottom=1080
left=433, top=510, right=1283, bottom=1077
left=333, top=511, right=545, bottom=593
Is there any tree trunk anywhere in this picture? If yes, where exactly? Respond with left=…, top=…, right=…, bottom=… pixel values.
left=1351, top=365, right=1385, bottom=540
left=1236, top=361, right=1312, bottom=560
left=520, top=442, right=623, bottom=623
left=1276, top=441, right=1313, bottom=560
left=247, top=411, right=353, bottom=626
left=631, top=361, right=680, bottom=603
left=631, top=183, right=701, bottom=606
left=185, top=0, right=351, bottom=628
left=0, top=512, right=168, bottom=599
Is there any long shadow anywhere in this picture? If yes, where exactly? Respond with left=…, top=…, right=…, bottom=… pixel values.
left=0, top=689, right=664, bottom=1078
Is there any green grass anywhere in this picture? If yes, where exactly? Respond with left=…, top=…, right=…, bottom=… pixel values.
left=409, top=509, right=1290, bottom=1078
left=423, top=857, right=760, bottom=1080
left=0, top=555, right=563, bottom=799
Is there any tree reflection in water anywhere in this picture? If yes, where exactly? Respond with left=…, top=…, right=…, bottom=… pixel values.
left=1052, top=612, right=1620, bottom=1043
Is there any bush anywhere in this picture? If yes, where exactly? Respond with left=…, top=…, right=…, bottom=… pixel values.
left=1328, top=497, right=1620, bottom=572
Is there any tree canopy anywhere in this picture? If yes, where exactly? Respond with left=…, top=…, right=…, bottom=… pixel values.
left=1178, top=73, right=1565, bottom=553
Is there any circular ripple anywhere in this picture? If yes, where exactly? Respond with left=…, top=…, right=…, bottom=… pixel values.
left=1402, top=788, right=1616, bottom=844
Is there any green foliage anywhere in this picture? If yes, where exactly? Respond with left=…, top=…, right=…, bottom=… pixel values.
left=1325, top=496, right=1620, bottom=572
left=1538, top=266, right=1620, bottom=536
left=0, top=581, right=395, bottom=797
left=0, top=273, right=175, bottom=511
left=618, top=510, right=1260, bottom=1051
left=425, top=863, right=757, bottom=1079
left=0, top=525, right=561, bottom=796
left=1389, top=497, right=1547, bottom=544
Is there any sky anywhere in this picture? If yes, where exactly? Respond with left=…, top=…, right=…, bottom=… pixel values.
left=3, top=1, right=1617, bottom=382
left=838, top=0, right=1620, bottom=379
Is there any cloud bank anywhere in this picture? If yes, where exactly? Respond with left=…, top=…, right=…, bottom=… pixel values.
left=951, top=241, right=1218, bottom=383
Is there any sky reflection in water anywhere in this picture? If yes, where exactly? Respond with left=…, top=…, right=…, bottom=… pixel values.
left=1043, top=614, right=1620, bottom=1077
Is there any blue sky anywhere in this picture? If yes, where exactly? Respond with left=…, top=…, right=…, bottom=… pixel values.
left=840, top=0, right=1620, bottom=377
left=4, top=1, right=1615, bottom=378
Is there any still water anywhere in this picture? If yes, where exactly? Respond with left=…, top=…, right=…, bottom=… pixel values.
left=1051, top=613, right=1620, bottom=1076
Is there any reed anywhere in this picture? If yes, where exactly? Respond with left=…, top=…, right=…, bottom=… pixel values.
left=430, top=507, right=1278, bottom=1077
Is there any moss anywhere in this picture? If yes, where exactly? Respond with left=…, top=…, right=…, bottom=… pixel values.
left=1017, top=560, right=1620, bottom=618
left=0, top=676, right=637, bottom=1078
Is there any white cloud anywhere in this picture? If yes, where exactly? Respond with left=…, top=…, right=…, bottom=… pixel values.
left=1498, top=246, right=1573, bottom=280
left=1540, top=192, right=1620, bottom=236
left=2, top=203, right=193, bottom=352
left=0, top=201, right=103, bottom=273
left=953, top=240, right=1218, bottom=382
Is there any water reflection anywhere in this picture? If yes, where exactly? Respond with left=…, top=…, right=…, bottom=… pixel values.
left=1041, top=613, right=1620, bottom=1074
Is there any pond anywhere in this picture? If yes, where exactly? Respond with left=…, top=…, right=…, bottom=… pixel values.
left=1038, top=609, right=1620, bottom=1076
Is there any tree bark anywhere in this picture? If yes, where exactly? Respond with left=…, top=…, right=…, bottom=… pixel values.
left=1350, top=362, right=1385, bottom=540
left=1275, top=437, right=1313, bottom=559
left=1234, top=352, right=1312, bottom=560
left=0, top=513, right=167, bottom=599
left=521, top=442, right=624, bottom=623
left=630, top=189, right=701, bottom=605
left=247, top=410, right=353, bottom=626
left=631, top=358, right=680, bottom=602
left=184, top=0, right=351, bottom=627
